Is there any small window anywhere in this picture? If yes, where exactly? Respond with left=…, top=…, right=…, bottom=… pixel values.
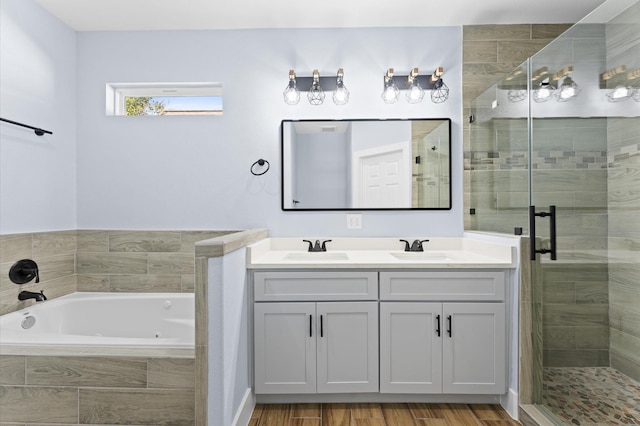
left=106, top=83, right=223, bottom=116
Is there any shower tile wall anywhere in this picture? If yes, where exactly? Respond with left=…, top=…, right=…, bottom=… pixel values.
left=606, top=1, right=640, bottom=382
left=608, top=119, right=640, bottom=381
left=463, top=23, right=572, bottom=230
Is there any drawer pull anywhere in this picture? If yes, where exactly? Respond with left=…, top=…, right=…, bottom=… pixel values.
left=320, top=315, right=324, bottom=337
left=447, top=315, right=452, bottom=337
left=310, top=314, right=312, bottom=337
left=436, top=314, right=441, bottom=337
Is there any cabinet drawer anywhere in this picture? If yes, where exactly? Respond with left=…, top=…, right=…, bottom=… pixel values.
left=380, top=271, right=505, bottom=301
left=254, top=271, right=378, bottom=301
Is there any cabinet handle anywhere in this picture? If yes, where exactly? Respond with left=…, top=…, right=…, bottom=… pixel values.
left=320, top=315, right=324, bottom=338
left=436, top=314, right=441, bottom=337
left=447, top=315, right=452, bottom=337
left=310, top=315, right=312, bottom=337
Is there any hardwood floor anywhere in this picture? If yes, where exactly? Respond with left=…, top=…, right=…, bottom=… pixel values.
left=250, top=403, right=522, bottom=426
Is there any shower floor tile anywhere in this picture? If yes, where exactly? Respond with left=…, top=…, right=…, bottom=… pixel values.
left=543, top=367, right=640, bottom=425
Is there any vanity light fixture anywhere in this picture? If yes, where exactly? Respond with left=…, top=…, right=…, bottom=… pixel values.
left=532, top=78, right=556, bottom=103
left=284, top=68, right=349, bottom=106
left=551, top=66, right=580, bottom=102
left=283, top=70, right=300, bottom=105
left=382, top=67, right=448, bottom=104
left=333, top=68, right=350, bottom=105
left=307, top=70, right=325, bottom=106
left=555, top=76, right=581, bottom=102
left=382, top=68, right=400, bottom=104
left=406, top=68, right=425, bottom=103
left=430, top=68, right=449, bottom=103
left=606, top=85, right=634, bottom=102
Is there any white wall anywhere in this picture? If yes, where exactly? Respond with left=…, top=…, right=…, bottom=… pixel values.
left=0, top=0, right=77, bottom=234
left=75, top=27, right=463, bottom=237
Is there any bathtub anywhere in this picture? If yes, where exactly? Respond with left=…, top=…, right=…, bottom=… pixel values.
left=0, top=292, right=194, bottom=356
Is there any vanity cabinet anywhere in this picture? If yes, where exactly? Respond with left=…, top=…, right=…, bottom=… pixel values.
left=379, top=271, right=506, bottom=395
left=253, top=272, right=379, bottom=394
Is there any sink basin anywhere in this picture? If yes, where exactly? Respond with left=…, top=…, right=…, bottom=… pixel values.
left=391, top=252, right=457, bottom=262
left=284, top=252, right=349, bottom=261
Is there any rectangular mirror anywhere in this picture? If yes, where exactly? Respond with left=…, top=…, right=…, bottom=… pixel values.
left=282, top=118, right=451, bottom=210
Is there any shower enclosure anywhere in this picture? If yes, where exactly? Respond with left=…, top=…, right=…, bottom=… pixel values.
left=468, top=0, right=640, bottom=424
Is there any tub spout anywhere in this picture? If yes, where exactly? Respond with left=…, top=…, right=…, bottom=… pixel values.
left=18, top=290, right=47, bottom=302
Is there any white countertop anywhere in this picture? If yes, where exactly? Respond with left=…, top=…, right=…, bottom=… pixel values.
left=246, top=237, right=516, bottom=269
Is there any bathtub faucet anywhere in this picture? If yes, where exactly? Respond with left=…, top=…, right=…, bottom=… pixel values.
left=18, top=290, right=47, bottom=302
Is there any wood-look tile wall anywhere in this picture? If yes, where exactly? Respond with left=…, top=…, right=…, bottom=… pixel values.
left=0, top=355, right=195, bottom=425
left=0, top=231, right=77, bottom=316
left=606, top=2, right=640, bottom=382
left=76, top=230, right=230, bottom=293
left=0, top=230, right=229, bottom=316
left=462, top=24, right=571, bottom=231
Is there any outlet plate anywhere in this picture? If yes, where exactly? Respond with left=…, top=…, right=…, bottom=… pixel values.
left=346, top=214, right=362, bottom=229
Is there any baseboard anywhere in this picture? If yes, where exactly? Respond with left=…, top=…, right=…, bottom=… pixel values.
left=232, top=388, right=255, bottom=426
left=500, top=389, right=519, bottom=420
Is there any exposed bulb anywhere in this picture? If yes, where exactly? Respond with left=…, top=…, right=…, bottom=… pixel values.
left=406, top=81, right=425, bottom=104
left=555, top=76, right=580, bottom=102
left=607, top=85, right=633, bottom=102
left=283, top=81, right=300, bottom=105
left=333, top=70, right=350, bottom=105
left=532, top=79, right=555, bottom=103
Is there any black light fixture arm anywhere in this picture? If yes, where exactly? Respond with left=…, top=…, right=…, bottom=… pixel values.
left=0, top=117, right=53, bottom=136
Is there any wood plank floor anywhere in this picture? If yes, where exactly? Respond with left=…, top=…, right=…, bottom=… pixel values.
left=250, top=403, right=522, bottom=426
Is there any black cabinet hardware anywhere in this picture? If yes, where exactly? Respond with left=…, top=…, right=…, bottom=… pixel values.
left=436, top=314, right=441, bottom=337
left=447, top=315, right=452, bottom=337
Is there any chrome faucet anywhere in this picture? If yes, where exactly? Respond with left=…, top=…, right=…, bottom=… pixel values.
left=18, top=290, right=47, bottom=302
left=400, top=239, right=430, bottom=252
left=303, top=239, right=332, bottom=252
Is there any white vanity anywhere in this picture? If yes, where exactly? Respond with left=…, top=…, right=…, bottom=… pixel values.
left=246, top=237, right=516, bottom=404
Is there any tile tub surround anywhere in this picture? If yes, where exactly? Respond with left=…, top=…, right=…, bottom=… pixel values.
left=194, top=229, right=269, bottom=426
left=0, top=229, right=235, bottom=316
left=0, top=231, right=77, bottom=316
left=0, top=354, right=195, bottom=425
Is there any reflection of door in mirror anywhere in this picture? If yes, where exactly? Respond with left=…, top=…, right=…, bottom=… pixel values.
left=352, top=143, right=411, bottom=208
left=412, top=120, right=450, bottom=208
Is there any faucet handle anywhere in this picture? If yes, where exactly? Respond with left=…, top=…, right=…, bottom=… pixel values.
left=303, top=240, right=314, bottom=252
left=399, top=239, right=411, bottom=251
left=38, top=291, right=47, bottom=301
left=321, top=240, right=332, bottom=251
left=410, top=239, right=430, bottom=252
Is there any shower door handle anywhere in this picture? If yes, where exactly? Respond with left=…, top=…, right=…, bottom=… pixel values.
left=529, top=205, right=557, bottom=261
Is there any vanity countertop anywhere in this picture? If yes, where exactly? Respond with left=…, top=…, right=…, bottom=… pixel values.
left=246, top=237, right=516, bottom=269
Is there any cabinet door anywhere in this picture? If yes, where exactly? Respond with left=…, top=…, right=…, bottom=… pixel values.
left=316, top=302, right=379, bottom=393
left=254, top=303, right=316, bottom=394
left=442, top=303, right=506, bottom=394
left=380, top=302, right=443, bottom=393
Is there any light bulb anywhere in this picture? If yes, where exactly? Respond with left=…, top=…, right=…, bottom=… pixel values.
left=283, top=80, right=300, bottom=105
left=607, top=85, right=633, bottom=102
left=533, top=79, right=555, bottom=103
left=406, top=81, right=424, bottom=104
left=333, top=70, right=349, bottom=105
left=555, top=76, right=580, bottom=102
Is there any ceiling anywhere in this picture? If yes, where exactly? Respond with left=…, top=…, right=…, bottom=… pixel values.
left=34, top=0, right=607, bottom=31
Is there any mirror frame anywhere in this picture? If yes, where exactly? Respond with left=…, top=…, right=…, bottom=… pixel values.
left=281, top=118, right=452, bottom=211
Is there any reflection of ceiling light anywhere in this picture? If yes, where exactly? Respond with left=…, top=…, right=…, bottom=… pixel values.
left=532, top=78, right=556, bottom=103
left=332, top=68, right=350, bottom=105
left=382, top=68, right=400, bottom=104
left=406, top=68, right=425, bottom=104
left=606, top=85, right=634, bottom=102
left=307, top=70, right=325, bottom=106
left=283, top=70, right=300, bottom=105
